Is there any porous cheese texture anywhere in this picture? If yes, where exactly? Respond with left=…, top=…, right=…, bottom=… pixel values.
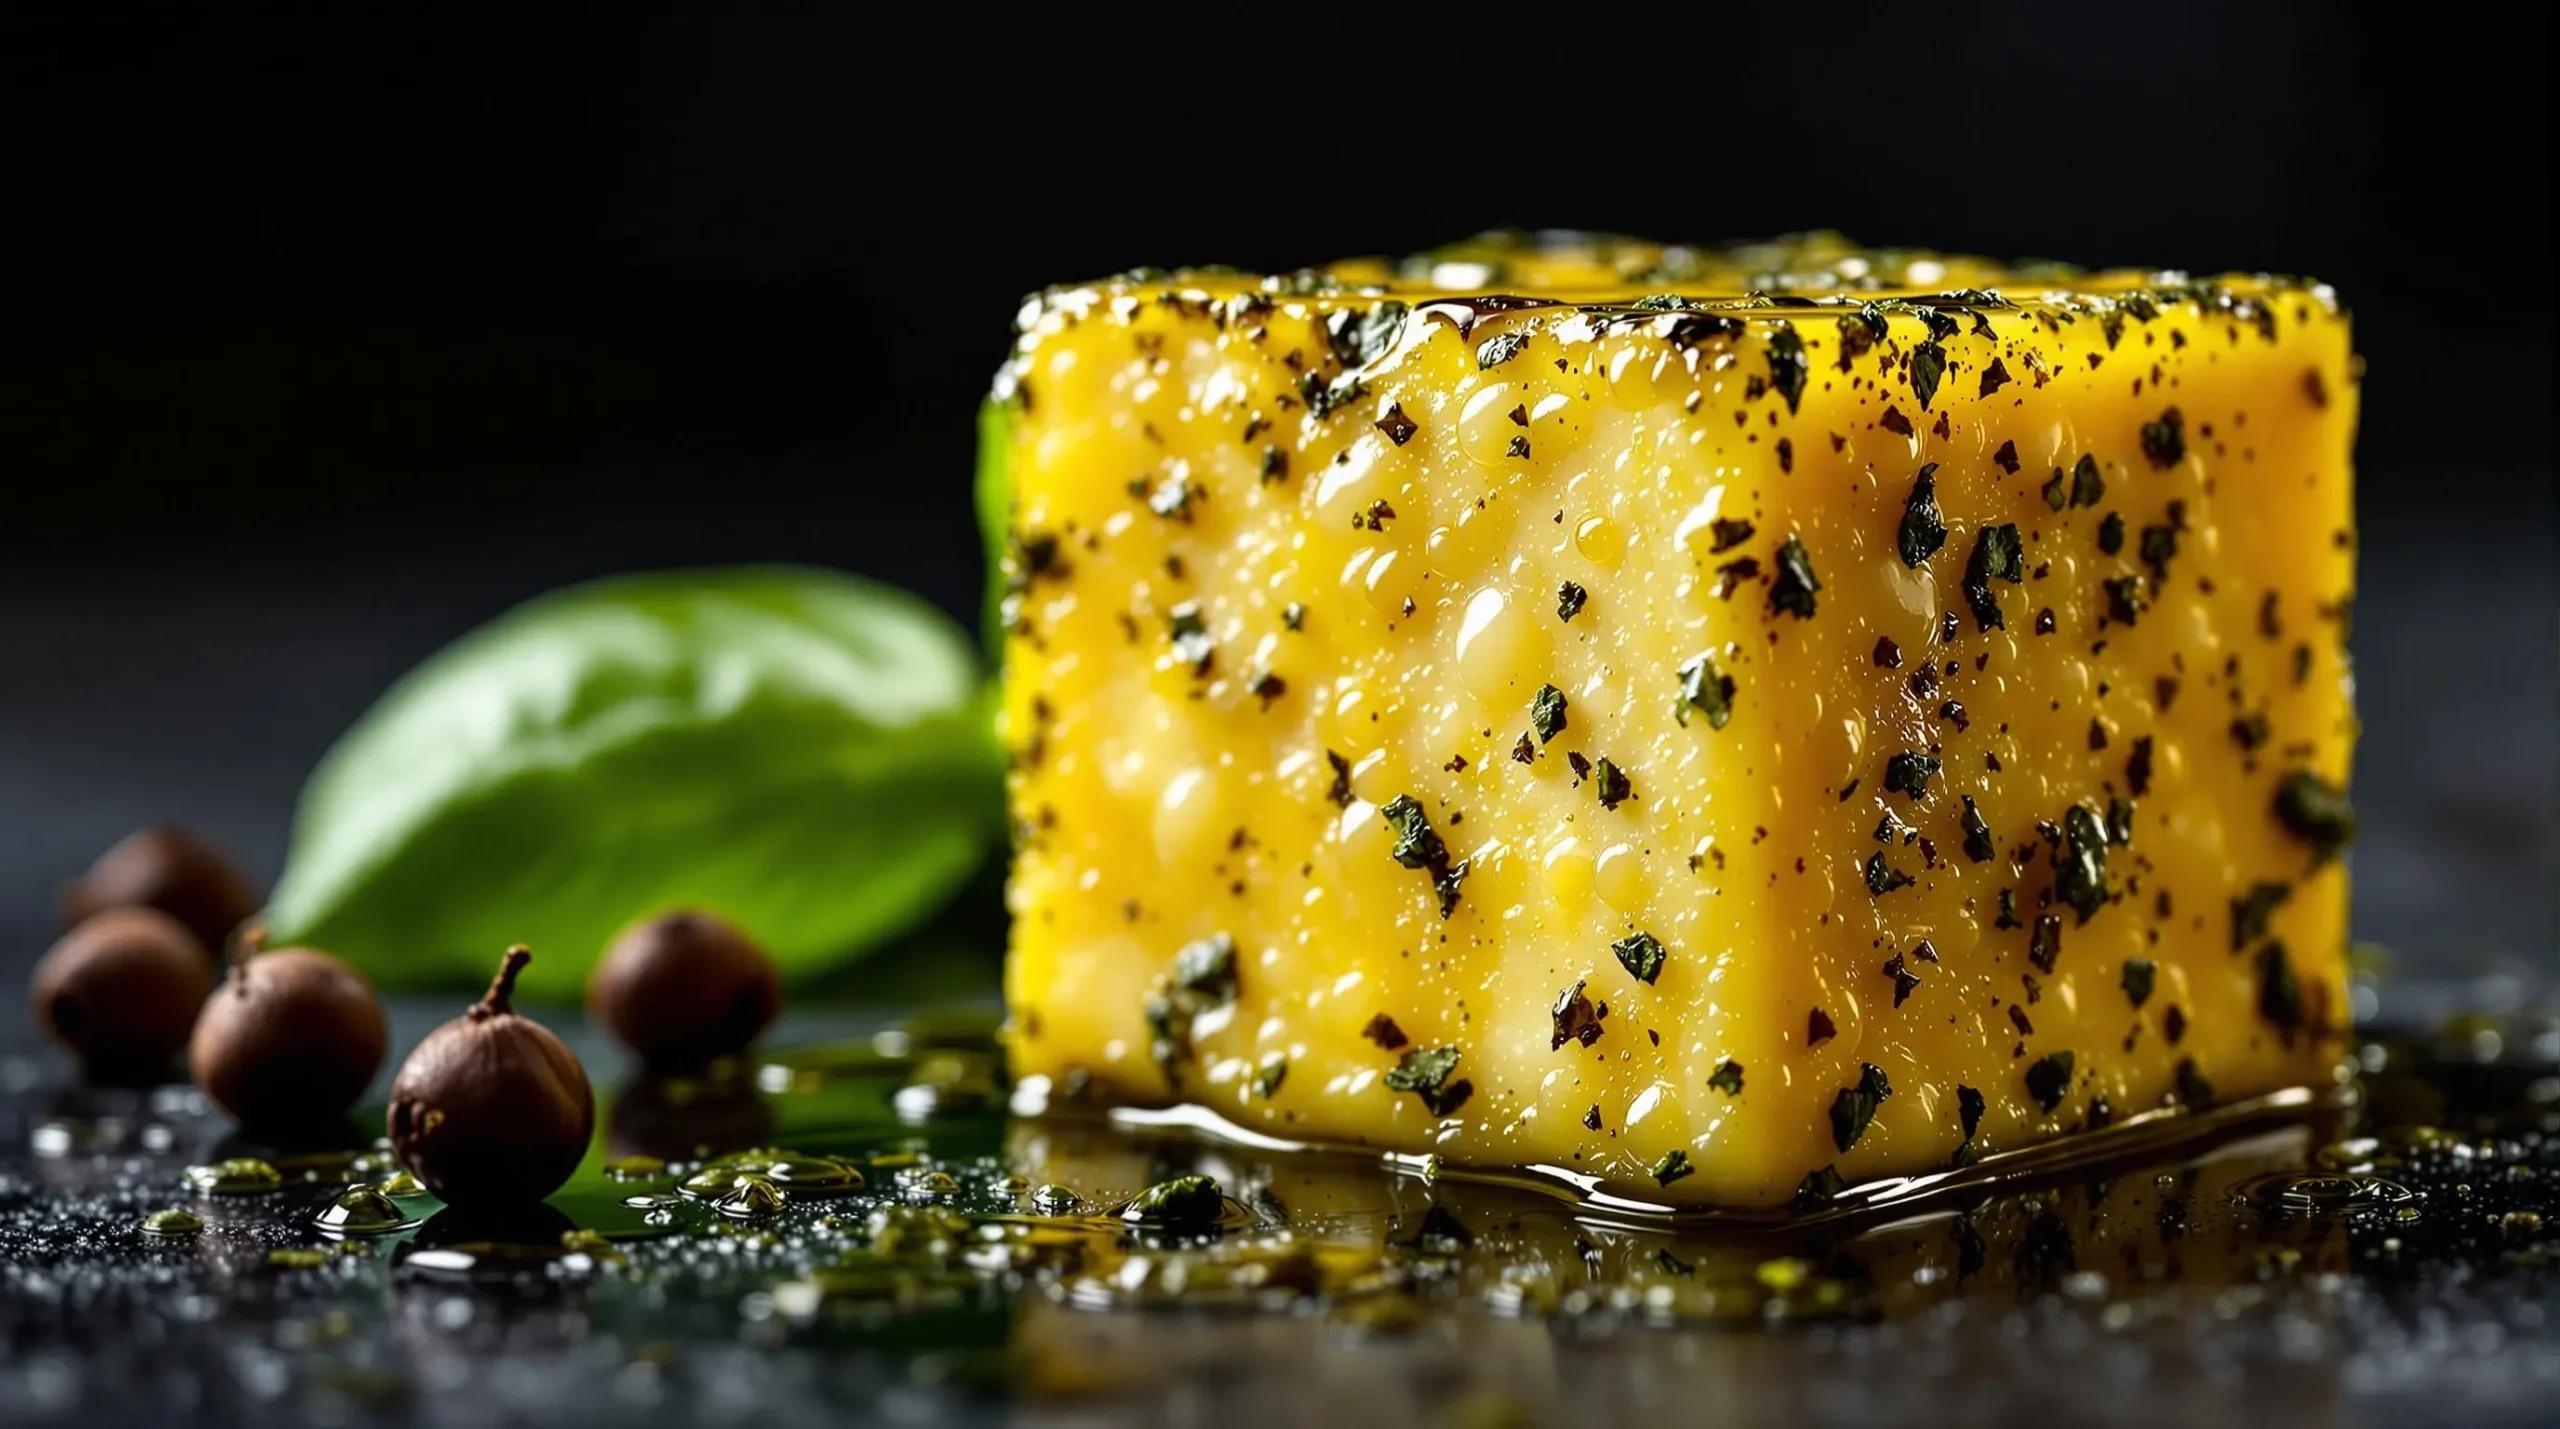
left=994, top=232, right=2358, bottom=1209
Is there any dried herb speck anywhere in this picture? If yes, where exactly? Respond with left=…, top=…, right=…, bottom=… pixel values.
left=1965, top=524, right=2025, bottom=630
left=1677, top=652, right=1736, bottom=730
left=1380, top=795, right=1448, bottom=869
left=1898, top=464, right=1948, bottom=567
left=2025, top=1050, right=2076, bottom=1113
left=1612, top=932, right=1667, bottom=985
left=2140, top=407, right=2187, bottom=468
left=2273, top=771, right=2356, bottom=863
left=2121, top=957, right=2156, bottom=1008
left=1830, top=1063, right=1893, bottom=1151
left=1530, top=684, right=1568, bottom=742
left=1766, top=325, right=1808, bottom=413
left=1770, top=536, right=1821, bottom=619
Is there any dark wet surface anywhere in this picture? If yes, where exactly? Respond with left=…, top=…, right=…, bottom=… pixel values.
left=1, top=994, right=2554, bottom=1428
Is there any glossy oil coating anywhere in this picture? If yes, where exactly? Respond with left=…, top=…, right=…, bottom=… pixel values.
left=995, top=232, right=2358, bottom=1208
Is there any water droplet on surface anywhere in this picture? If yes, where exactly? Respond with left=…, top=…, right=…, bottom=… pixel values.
left=2232, top=1171, right=2416, bottom=1217
left=315, top=1184, right=415, bottom=1237
left=140, top=1207, right=203, bottom=1239
left=712, top=1173, right=788, bottom=1219
left=183, top=1158, right=282, bottom=1195
left=678, top=1148, right=865, bottom=1200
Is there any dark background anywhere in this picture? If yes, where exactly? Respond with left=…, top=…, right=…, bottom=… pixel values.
left=1, top=1, right=2551, bottom=1011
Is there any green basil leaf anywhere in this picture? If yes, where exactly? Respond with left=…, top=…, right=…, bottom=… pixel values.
left=976, top=398, right=1014, bottom=655
left=265, top=566, right=1001, bottom=1000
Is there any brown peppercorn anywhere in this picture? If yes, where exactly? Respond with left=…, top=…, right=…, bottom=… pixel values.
left=389, top=947, right=594, bottom=1206
left=59, top=825, right=260, bottom=963
left=31, top=909, right=215, bottom=1082
left=189, top=937, right=388, bottom=1131
left=587, top=910, right=781, bottom=1071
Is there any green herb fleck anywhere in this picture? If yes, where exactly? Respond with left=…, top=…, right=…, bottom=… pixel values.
left=1173, top=933, right=1238, bottom=1004
left=1435, top=859, right=1471, bottom=919
left=1147, top=472, right=1194, bottom=521
left=1960, top=795, right=1997, bottom=863
left=2257, top=942, right=2306, bottom=1036
left=2042, top=470, right=2069, bottom=511
left=1964, top=524, right=2024, bottom=630
left=1550, top=978, right=1605, bottom=1050
left=1122, top=1175, right=1225, bottom=1228
left=1380, top=794, right=1448, bottom=869
left=1898, top=464, right=1948, bottom=567
left=1911, top=341, right=1948, bottom=409
left=1612, top=931, right=1667, bottom=985
left=2098, top=512, right=2125, bottom=554
left=1384, top=1045, right=1471, bottom=1116
left=1594, top=758, right=1631, bottom=810
left=2069, top=453, right=2105, bottom=508
left=1770, top=536, right=1821, bottom=619
left=1651, top=1149, right=1695, bottom=1186
left=2122, top=958, right=2157, bottom=1008
left=2025, top=1051, right=2076, bottom=1113
left=1325, top=750, right=1353, bottom=807
left=2273, top=771, right=2356, bottom=863
left=1708, top=1060, right=1745, bottom=1096
left=1282, top=601, right=1306, bottom=631
left=2139, top=522, right=2180, bottom=576
left=1829, top=1063, right=1893, bottom=1152
left=1168, top=601, right=1214, bottom=674
left=2231, top=881, right=2293, bottom=950
left=2029, top=913, right=2064, bottom=972
left=2175, top=1057, right=2215, bottom=1107
left=1325, top=300, right=1409, bottom=370
left=1883, top=752, right=1941, bottom=800
left=2057, top=804, right=2111, bottom=924
left=1794, top=1165, right=1849, bottom=1210
left=1530, top=684, right=1568, bottom=742
left=1676, top=652, right=1736, bottom=730
left=1557, top=581, right=1587, bottom=622
left=2104, top=575, right=2147, bottom=625
left=1865, top=853, right=1914, bottom=896
left=2139, top=407, right=2187, bottom=467
left=1766, top=324, right=1808, bottom=413
left=1956, top=1085, right=1985, bottom=1140
left=1476, top=331, right=1527, bottom=369
left=1255, top=1060, right=1288, bottom=1098
left=2107, top=797, right=2136, bottom=845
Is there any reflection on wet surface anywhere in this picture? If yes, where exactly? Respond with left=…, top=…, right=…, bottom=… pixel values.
left=1, top=1005, right=2554, bottom=1427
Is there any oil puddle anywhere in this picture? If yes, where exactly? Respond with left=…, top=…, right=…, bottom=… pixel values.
left=6, top=1001, right=2556, bottom=1423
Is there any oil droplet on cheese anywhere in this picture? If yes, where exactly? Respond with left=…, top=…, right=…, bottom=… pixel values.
left=1594, top=842, right=1644, bottom=911
left=1311, top=439, right=1385, bottom=536
left=1574, top=513, right=1623, bottom=567
left=1363, top=548, right=1417, bottom=618
left=1154, top=767, right=1223, bottom=868
left=1605, top=343, right=1670, bottom=409
left=1542, top=836, right=1593, bottom=908
left=1526, top=392, right=1584, bottom=459
left=1458, top=383, right=1522, bottom=468
left=1452, top=585, right=1532, bottom=704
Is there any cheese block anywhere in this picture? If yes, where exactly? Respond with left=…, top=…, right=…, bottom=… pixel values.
left=992, top=232, right=2358, bottom=1209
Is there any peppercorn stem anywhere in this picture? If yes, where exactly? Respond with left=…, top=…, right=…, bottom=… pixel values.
left=227, top=923, right=269, bottom=993
left=476, top=946, right=533, bottom=1018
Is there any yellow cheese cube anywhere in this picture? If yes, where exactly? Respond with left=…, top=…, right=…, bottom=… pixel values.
left=994, top=232, right=2358, bottom=1209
